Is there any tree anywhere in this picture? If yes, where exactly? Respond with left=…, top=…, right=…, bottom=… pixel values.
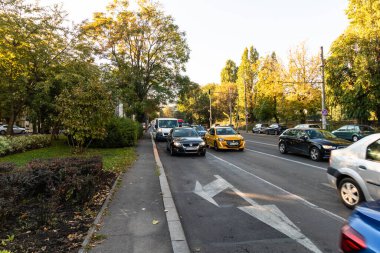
left=285, top=43, right=321, bottom=123
left=0, top=0, right=71, bottom=134
left=57, top=62, right=114, bottom=153
left=326, top=0, right=380, bottom=124
left=236, top=46, right=259, bottom=122
left=81, top=0, right=190, bottom=122
left=220, top=59, right=238, bottom=83
left=254, top=52, right=285, bottom=122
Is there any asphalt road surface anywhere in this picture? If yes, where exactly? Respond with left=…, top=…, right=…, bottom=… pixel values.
left=155, top=132, right=352, bottom=253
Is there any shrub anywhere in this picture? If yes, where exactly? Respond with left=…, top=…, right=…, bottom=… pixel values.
left=0, top=135, right=51, bottom=156
left=0, top=156, right=115, bottom=225
left=92, top=117, right=141, bottom=148
left=0, top=163, right=15, bottom=173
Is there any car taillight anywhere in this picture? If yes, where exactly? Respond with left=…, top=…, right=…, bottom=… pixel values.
left=340, top=224, right=366, bottom=252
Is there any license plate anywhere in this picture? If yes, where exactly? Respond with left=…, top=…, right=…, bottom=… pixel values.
left=229, top=142, right=238, bottom=146
left=186, top=147, right=198, bottom=150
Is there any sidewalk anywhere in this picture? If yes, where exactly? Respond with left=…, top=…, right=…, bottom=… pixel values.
left=89, top=134, right=173, bottom=253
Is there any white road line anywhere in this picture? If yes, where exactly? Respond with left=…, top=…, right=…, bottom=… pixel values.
left=245, top=148, right=327, bottom=171
left=207, top=153, right=346, bottom=223
left=245, top=140, right=277, bottom=147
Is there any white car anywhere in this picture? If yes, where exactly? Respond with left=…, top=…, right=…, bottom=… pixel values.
left=294, top=124, right=321, bottom=129
left=0, top=124, right=26, bottom=135
left=327, top=133, right=380, bottom=208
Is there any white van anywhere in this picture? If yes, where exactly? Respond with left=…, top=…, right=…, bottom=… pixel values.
left=152, top=118, right=179, bottom=141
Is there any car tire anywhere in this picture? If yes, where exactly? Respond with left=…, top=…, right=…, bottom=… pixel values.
left=0, top=130, right=5, bottom=135
left=239, top=148, right=244, bottom=151
left=309, top=146, right=321, bottom=161
left=338, top=178, right=364, bottom=209
left=214, top=141, right=219, bottom=151
left=352, top=135, right=359, bottom=142
left=279, top=142, right=287, bottom=154
left=20, top=130, right=25, bottom=134
left=170, top=146, right=175, bottom=156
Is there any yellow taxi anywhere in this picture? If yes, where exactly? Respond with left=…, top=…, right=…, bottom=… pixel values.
left=204, top=126, right=245, bottom=151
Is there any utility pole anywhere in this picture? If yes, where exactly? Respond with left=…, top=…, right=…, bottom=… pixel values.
left=244, top=79, right=248, bottom=133
left=229, top=88, right=232, bottom=126
left=209, top=89, right=212, bottom=128
left=321, top=46, right=327, bottom=130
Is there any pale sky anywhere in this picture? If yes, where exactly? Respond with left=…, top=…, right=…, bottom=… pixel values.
left=38, top=0, right=349, bottom=85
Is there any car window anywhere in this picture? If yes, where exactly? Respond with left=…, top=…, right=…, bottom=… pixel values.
left=195, top=125, right=205, bottom=131
left=269, top=124, right=277, bottom=128
left=366, top=139, right=380, bottom=162
left=296, top=130, right=307, bottom=138
left=310, top=125, right=320, bottom=128
left=347, top=125, right=355, bottom=131
left=216, top=127, right=236, bottom=135
left=172, top=128, right=198, bottom=137
left=158, top=120, right=178, bottom=128
left=209, top=128, right=215, bottom=135
left=284, top=129, right=298, bottom=137
left=338, top=126, right=348, bottom=131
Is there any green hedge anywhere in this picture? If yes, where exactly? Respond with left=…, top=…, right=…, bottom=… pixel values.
left=92, top=117, right=143, bottom=148
left=0, top=135, right=51, bottom=156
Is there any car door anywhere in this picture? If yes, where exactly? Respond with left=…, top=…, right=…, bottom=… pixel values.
left=205, top=128, right=215, bottom=146
left=358, top=138, right=380, bottom=199
left=334, top=126, right=347, bottom=139
left=346, top=125, right=356, bottom=140
left=292, top=129, right=308, bottom=154
left=283, top=129, right=298, bottom=152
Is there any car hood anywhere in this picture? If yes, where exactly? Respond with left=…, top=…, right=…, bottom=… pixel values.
left=311, top=138, right=351, bottom=146
left=217, top=135, right=244, bottom=140
left=173, top=137, right=203, bottom=142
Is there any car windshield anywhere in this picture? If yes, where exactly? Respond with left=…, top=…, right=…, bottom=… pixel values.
left=305, top=129, right=337, bottom=139
left=216, top=127, right=236, bottom=135
left=158, top=120, right=178, bottom=128
left=194, top=125, right=205, bottom=131
left=269, top=124, right=278, bottom=128
left=172, top=128, right=199, bottom=137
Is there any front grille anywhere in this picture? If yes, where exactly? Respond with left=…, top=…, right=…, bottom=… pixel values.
left=183, top=143, right=199, bottom=147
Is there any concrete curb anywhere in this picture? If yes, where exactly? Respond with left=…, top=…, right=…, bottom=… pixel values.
left=78, top=175, right=121, bottom=253
left=151, top=135, right=191, bottom=253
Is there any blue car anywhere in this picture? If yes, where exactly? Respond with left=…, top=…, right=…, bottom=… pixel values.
left=340, top=200, right=380, bottom=252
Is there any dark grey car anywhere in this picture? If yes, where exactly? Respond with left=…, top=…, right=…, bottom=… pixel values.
left=166, top=127, right=206, bottom=156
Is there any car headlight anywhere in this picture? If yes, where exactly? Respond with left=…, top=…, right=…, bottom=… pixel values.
left=218, top=138, right=224, bottom=142
left=199, top=141, right=206, bottom=146
left=157, top=128, right=162, bottom=133
left=322, top=145, right=336, bottom=150
left=173, top=141, right=182, bottom=147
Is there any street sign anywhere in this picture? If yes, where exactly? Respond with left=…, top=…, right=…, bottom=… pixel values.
left=321, top=109, right=328, bottom=116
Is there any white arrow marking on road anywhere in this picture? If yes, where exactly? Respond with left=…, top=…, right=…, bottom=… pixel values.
left=193, top=177, right=232, bottom=207
left=193, top=175, right=323, bottom=253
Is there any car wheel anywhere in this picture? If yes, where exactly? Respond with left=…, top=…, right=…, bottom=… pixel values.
left=239, top=148, right=244, bottom=151
left=0, top=130, right=5, bottom=135
left=20, top=130, right=25, bottom=134
left=338, top=178, right=364, bottom=209
left=170, top=146, right=175, bottom=156
left=310, top=147, right=321, bottom=161
left=214, top=141, right=219, bottom=151
left=352, top=135, right=359, bottom=142
left=279, top=142, right=287, bottom=154
left=309, top=146, right=321, bottom=161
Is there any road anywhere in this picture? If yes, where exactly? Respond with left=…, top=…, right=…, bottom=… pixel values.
left=155, top=132, right=352, bottom=253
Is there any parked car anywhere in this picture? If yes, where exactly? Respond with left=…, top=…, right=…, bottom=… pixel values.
left=264, top=123, right=287, bottom=135
left=192, top=125, right=207, bottom=137
left=332, top=124, right=375, bottom=142
left=0, top=124, right=26, bottom=135
left=327, top=133, right=380, bottom=208
left=205, top=126, right=245, bottom=151
left=340, top=200, right=380, bottom=252
left=294, top=124, right=321, bottom=129
left=279, top=128, right=351, bottom=161
left=252, top=123, right=269, bottom=134
left=166, top=127, right=206, bottom=156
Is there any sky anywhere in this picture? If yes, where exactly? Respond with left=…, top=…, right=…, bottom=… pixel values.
left=37, top=0, right=349, bottom=86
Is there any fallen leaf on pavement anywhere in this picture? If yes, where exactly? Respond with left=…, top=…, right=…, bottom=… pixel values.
left=152, top=219, right=159, bottom=225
